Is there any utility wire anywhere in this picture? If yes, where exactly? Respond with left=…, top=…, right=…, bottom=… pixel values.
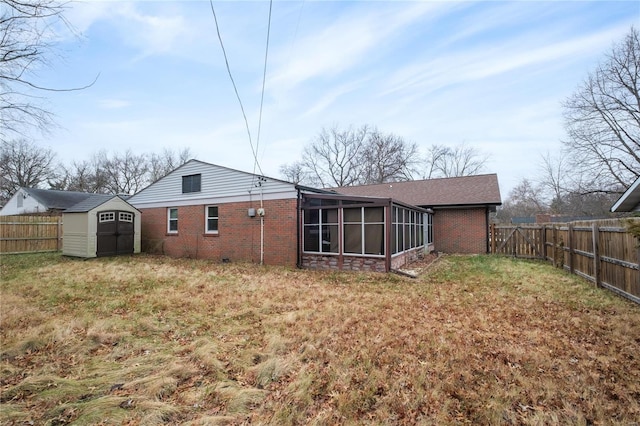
left=254, top=0, right=273, bottom=177
left=209, top=0, right=263, bottom=176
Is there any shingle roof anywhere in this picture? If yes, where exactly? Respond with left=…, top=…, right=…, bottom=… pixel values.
left=64, top=194, right=119, bottom=213
left=333, top=174, right=502, bottom=208
left=23, top=188, right=93, bottom=211
left=610, top=176, right=640, bottom=212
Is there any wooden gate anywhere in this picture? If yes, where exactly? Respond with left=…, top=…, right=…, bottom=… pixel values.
left=97, top=211, right=134, bottom=257
left=491, top=225, right=545, bottom=259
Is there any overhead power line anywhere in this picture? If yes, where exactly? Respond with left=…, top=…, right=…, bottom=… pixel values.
left=254, top=0, right=273, bottom=177
left=209, top=0, right=263, bottom=176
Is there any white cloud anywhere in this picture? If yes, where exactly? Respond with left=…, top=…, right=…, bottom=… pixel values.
left=268, top=2, right=450, bottom=93
left=98, top=99, right=131, bottom=109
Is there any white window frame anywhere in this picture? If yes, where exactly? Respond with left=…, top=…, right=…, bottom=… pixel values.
left=119, top=212, right=134, bottom=222
left=99, top=212, right=115, bottom=223
left=205, top=205, right=219, bottom=234
left=167, top=208, right=178, bottom=234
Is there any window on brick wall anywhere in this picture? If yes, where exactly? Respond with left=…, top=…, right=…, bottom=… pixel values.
left=205, top=206, right=219, bottom=234
left=168, top=208, right=178, bottom=233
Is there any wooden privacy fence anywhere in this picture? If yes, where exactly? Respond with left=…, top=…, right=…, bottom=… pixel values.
left=0, top=215, right=63, bottom=254
left=490, top=219, right=640, bottom=304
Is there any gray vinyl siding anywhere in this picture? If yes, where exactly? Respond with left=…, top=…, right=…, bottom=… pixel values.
left=129, top=160, right=298, bottom=208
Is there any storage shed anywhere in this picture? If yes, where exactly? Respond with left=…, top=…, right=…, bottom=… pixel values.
left=62, top=194, right=141, bottom=258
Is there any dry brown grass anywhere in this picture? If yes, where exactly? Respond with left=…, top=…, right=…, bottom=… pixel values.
left=1, top=253, right=639, bottom=425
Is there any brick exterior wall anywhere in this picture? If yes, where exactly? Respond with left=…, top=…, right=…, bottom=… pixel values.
left=139, top=198, right=298, bottom=267
left=433, top=208, right=488, bottom=254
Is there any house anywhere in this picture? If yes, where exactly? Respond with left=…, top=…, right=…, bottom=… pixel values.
left=0, top=187, right=95, bottom=216
left=62, top=194, right=141, bottom=258
left=333, top=174, right=502, bottom=254
left=127, top=160, right=431, bottom=272
left=611, top=176, right=640, bottom=213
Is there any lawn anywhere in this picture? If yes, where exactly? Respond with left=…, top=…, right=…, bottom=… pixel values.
left=1, top=253, right=639, bottom=425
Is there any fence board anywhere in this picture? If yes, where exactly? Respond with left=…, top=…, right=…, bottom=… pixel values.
left=0, top=215, right=62, bottom=254
left=490, top=218, right=640, bottom=304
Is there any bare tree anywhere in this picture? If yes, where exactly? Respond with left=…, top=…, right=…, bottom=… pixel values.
left=279, top=161, right=307, bottom=185
left=94, top=150, right=149, bottom=195
left=0, top=0, right=97, bottom=142
left=149, top=148, right=192, bottom=183
left=562, top=26, right=640, bottom=194
left=50, top=159, right=109, bottom=193
left=283, top=125, right=421, bottom=187
left=537, top=152, right=571, bottom=214
left=2, top=1, right=60, bottom=140
left=0, top=138, right=55, bottom=202
left=360, top=129, right=419, bottom=184
left=301, top=125, right=369, bottom=187
left=422, top=144, right=450, bottom=179
left=495, top=178, right=546, bottom=222
left=422, top=142, right=489, bottom=178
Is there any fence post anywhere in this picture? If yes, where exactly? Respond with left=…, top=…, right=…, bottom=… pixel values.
left=568, top=224, right=574, bottom=274
left=592, top=222, right=601, bottom=288
left=57, top=216, right=63, bottom=251
left=490, top=223, right=496, bottom=254
left=552, top=226, right=557, bottom=267
left=541, top=225, right=547, bottom=261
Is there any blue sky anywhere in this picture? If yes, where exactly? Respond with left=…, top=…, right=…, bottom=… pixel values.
left=36, top=0, right=639, bottom=196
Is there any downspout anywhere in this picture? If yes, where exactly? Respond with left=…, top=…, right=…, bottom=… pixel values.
left=296, top=189, right=302, bottom=268
left=385, top=201, right=392, bottom=272
left=260, top=183, right=264, bottom=265
left=485, top=206, right=490, bottom=254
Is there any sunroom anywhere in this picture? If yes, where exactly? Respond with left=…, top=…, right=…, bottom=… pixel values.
left=299, top=193, right=433, bottom=272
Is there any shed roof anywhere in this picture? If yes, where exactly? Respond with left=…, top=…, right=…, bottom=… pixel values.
left=64, top=194, right=123, bottom=213
left=611, top=176, right=640, bottom=212
left=23, top=188, right=93, bottom=211
left=332, top=174, right=502, bottom=208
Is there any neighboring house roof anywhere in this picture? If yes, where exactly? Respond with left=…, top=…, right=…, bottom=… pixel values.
left=611, top=176, right=640, bottom=213
left=332, top=174, right=502, bottom=208
left=23, top=187, right=94, bottom=211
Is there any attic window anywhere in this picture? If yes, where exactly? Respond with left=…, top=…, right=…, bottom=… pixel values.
left=182, top=174, right=201, bottom=193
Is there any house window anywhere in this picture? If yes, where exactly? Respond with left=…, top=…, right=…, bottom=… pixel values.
left=168, top=208, right=178, bottom=233
left=99, top=212, right=115, bottom=222
left=303, top=208, right=339, bottom=253
left=392, top=206, right=425, bottom=254
left=426, top=213, right=433, bottom=245
left=205, top=206, right=219, bottom=233
left=182, top=174, right=201, bottom=193
left=344, top=207, right=385, bottom=256
left=17, top=194, right=23, bottom=208
left=119, top=212, right=133, bottom=222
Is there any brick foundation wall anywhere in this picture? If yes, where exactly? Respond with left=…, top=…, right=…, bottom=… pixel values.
left=139, top=198, right=298, bottom=267
left=433, top=208, right=488, bottom=254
